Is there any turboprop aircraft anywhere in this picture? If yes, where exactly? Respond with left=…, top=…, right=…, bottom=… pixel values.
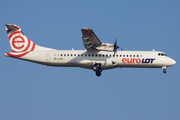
left=4, top=24, right=176, bottom=76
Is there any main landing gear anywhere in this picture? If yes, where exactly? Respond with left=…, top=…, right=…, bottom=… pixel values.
left=162, top=66, right=167, bottom=74
left=93, top=63, right=102, bottom=77
left=96, top=70, right=102, bottom=77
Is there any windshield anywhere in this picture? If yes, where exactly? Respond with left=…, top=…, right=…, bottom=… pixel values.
left=158, top=53, right=167, bottom=56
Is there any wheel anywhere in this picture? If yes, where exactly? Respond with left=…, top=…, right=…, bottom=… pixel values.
left=96, top=71, right=101, bottom=77
left=163, top=70, right=166, bottom=73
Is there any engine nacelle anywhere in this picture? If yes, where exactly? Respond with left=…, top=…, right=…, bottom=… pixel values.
left=95, top=43, right=119, bottom=52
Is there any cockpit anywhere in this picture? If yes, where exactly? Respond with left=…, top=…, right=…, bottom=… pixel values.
left=158, top=53, right=167, bottom=56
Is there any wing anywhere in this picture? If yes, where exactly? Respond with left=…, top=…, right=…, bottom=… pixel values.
left=81, top=28, right=102, bottom=51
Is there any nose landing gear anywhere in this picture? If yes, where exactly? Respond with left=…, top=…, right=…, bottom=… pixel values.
left=93, top=63, right=102, bottom=77
left=163, top=69, right=167, bottom=73
left=162, top=66, right=167, bottom=74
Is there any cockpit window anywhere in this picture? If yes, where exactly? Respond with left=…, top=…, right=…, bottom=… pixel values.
left=158, top=53, right=167, bottom=56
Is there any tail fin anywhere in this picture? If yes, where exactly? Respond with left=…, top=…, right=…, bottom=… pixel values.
left=5, top=24, right=36, bottom=52
left=5, top=24, right=54, bottom=58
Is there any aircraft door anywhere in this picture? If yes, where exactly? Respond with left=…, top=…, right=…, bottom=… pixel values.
left=46, top=53, right=51, bottom=62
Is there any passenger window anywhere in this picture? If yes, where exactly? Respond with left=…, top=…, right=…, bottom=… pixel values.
left=133, top=55, right=135, bottom=57
left=116, top=55, right=118, bottom=57
left=61, top=54, right=63, bottom=56
left=106, top=54, right=108, bottom=57
left=67, top=54, right=69, bottom=56
left=127, top=55, right=128, bottom=57
left=88, top=54, right=91, bottom=57
left=137, top=55, right=139, bottom=57
left=130, top=55, right=132, bottom=57
left=92, top=54, right=94, bottom=57
left=85, top=54, right=87, bottom=57
left=102, top=54, right=105, bottom=57
left=123, top=55, right=125, bottom=57
left=109, top=55, right=111, bottom=57
left=95, top=54, right=98, bottom=57
left=71, top=54, right=73, bottom=56
left=64, top=54, right=66, bottom=56
left=81, top=54, right=83, bottom=57
left=78, top=54, right=80, bottom=57
left=54, top=54, right=56, bottom=56
left=74, top=54, right=76, bottom=56
left=99, top=54, right=101, bottom=57
left=120, top=55, right=122, bottom=57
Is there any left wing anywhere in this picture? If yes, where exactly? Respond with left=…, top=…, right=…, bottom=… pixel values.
left=81, top=28, right=119, bottom=52
left=81, top=28, right=102, bottom=51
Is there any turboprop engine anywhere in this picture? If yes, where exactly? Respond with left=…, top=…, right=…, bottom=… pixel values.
left=95, top=43, right=119, bottom=52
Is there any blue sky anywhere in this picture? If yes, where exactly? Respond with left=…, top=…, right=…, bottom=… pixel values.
left=0, top=0, right=180, bottom=120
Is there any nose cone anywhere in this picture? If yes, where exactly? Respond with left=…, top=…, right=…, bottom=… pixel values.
left=169, top=58, right=176, bottom=66
left=162, top=57, right=176, bottom=67
left=172, top=59, right=176, bottom=65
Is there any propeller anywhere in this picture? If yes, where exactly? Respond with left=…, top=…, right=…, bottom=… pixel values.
left=113, top=38, right=119, bottom=56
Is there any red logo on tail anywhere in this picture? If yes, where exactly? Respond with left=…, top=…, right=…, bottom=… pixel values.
left=7, top=31, right=35, bottom=57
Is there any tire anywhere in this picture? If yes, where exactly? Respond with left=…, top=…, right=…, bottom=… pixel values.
left=96, top=71, right=101, bottom=77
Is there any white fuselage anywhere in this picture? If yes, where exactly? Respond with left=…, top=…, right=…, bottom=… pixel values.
left=17, top=50, right=176, bottom=70
left=4, top=24, right=176, bottom=76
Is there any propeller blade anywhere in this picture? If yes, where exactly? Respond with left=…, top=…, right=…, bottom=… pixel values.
left=113, top=38, right=119, bottom=56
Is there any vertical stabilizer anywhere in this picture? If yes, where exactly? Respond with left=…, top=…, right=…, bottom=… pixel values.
left=5, top=24, right=36, bottom=52
left=5, top=24, right=54, bottom=58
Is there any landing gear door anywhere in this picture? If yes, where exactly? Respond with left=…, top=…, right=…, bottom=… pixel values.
left=95, top=60, right=106, bottom=68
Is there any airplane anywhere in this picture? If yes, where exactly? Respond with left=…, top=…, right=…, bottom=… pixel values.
left=4, top=24, right=176, bottom=77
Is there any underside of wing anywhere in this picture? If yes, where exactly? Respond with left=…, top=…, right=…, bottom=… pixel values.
left=81, top=28, right=102, bottom=51
left=81, top=28, right=119, bottom=52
